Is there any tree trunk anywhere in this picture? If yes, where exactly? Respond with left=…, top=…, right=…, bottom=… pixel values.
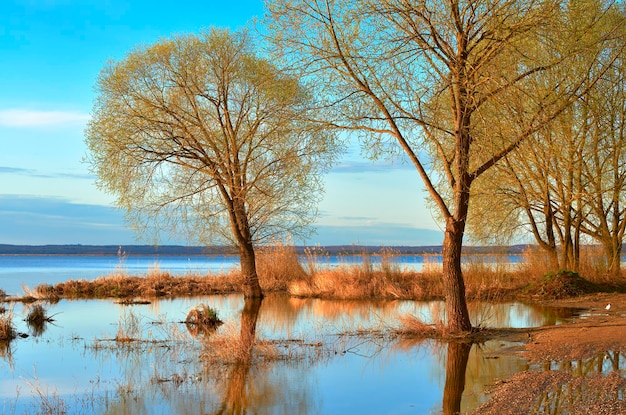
left=442, top=217, right=472, bottom=333
left=543, top=199, right=561, bottom=271
left=238, top=242, right=263, bottom=298
left=603, top=238, right=622, bottom=276
left=442, top=342, right=472, bottom=415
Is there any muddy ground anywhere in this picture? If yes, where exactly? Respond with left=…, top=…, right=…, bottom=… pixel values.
left=470, top=293, right=626, bottom=414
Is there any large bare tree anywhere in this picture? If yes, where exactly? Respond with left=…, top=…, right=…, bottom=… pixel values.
left=266, top=0, right=623, bottom=331
left=85, top=29, right=338, bottom=298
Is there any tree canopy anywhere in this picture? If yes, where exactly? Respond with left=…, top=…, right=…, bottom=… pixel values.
left=265, top=0, right=625, bottom=331
left=85, top=28, right=339, bottom=296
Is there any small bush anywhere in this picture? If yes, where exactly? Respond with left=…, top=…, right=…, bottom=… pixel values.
left=25, top=304, right=55, bottom=337
left=525, top=270, right=599, bottom=299
left=25, top=304, right=50, bottom=324
left=185, top=304, right=222, bottom=337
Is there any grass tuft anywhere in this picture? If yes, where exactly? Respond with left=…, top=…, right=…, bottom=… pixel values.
left=25, top=304, right=56, bottom=337
left=185, top=304, right=223, bottom=337
left=0, top=308, right=16, bottom=341
left=115, top=309, right=142, bottom=342
left=398, top=314, right=448, bottom=338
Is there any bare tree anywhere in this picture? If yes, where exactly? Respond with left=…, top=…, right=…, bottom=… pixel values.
left=578, top=44, right=626, bottom=275
left=85, top=29, right=338, bottom=298
left=468, top=4, right=626, bottom=275
left=266, top=0, right=624, bottom=332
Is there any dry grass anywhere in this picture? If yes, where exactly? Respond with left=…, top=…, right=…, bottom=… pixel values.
left=288, top=267, right=430, bottom=300
left=398, top=314, right=443, bottom=337
left=200, top=322, right=277, bottom=364
left=289, top=248, right=435, bottom=300
left=256, top=242, right=307, bottom=291
left=517, top=245, right=626, bottom=283
left=0, top=308, right=16, bottom=341
left=115, top=309, right=142, bottom=342
left=288, top=249, right=532, bottom=301
left=24, top=303, right=56, bottom=337
left=40, top=269, right=243, bottom=300
left=462, top=253, right=526, bottom=300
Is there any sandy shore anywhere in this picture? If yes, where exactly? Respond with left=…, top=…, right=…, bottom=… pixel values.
left=470, top=293, right=626, bottom=414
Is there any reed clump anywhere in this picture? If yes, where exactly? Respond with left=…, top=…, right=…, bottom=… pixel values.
left=25, top=304, right=54, bottom=325
left=33, top=284, right=60, bottom=303
left=0, top=309, right=16, bottom=341
left=25, top=304, right=55, bottom=337
left=115, top=309, right=142, bottom=342
left=256, top=242, right=308, bottom=291
left=289, top=248, right=432, bottom=300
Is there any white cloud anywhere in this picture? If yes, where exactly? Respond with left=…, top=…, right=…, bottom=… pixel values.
left=0, top=109, right=90, bottom=127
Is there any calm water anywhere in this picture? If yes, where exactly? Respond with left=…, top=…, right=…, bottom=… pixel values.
left=0, top=255, right=588, bottom=414
left=0, top=295, right=577, bottom=415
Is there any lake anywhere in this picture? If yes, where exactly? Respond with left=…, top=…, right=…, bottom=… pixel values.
left=0, top=255, right=584, bottom=414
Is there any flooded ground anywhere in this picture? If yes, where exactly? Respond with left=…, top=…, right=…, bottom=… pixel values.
left=0, top=294, right=579, bottom=414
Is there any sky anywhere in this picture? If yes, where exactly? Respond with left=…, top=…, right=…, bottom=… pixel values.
left=0, top=0, right=443, bottom=247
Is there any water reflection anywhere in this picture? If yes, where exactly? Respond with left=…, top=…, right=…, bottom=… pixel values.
left=442, top=342, right=472, bottom=415
left=214, top=297, right=262, bottom=415
left=0, top=295, right=583, bottom=414
left=472, top=351, right=626, bottom=414
left=534, top=351, right=626, bottom=414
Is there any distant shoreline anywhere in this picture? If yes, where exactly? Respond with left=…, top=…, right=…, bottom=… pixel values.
left=0, top=244, right=530, bottom=256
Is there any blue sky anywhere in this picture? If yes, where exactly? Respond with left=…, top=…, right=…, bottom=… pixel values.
left=0, top=0, right=443, bottom=246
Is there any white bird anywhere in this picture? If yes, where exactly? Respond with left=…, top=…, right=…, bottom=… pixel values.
left=605, top=304, right=611, bottom=311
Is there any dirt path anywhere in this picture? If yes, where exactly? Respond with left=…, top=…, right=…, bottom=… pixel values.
left=469, top=293, right=626, bottom=415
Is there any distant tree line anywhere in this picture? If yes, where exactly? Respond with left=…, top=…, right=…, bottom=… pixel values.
left=0, top=244, right=533, bottom=256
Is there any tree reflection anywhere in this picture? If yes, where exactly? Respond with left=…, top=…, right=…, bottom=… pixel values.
left=442, top=341, right=472, bottom=415
left=213, top=296, right=263, bottom=415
